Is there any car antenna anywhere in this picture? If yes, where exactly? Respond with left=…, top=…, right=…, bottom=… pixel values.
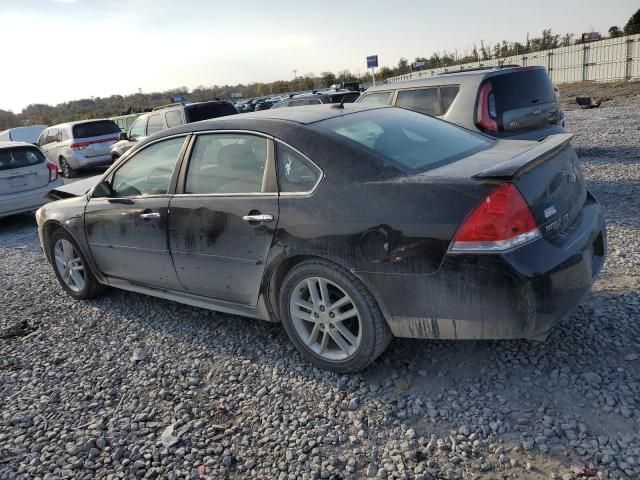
left=332, top=95, right=347, bottom=109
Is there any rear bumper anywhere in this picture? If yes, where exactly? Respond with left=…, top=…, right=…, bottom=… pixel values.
left=67, top=153, right=113, bottom=170
left=358, top=193, right=606, bottom=340
left=0, top=179, right=63, bottom=218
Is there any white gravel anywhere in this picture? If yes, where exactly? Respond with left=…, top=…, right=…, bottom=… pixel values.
left=1, top=99, right=639, bottom=479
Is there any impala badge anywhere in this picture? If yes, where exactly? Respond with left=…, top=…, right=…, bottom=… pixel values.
left=544, top=206, right=557, bottom=219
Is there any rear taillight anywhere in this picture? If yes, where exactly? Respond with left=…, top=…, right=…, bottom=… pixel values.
left=450, top=183, right=540, bottom=253
left=70, top=142, right=88, bottom=151
left=70, top=136, right=119, bottom=151
left=476, top=82, right=498, bottom=133
left=47, top=162, right=59, bottom=182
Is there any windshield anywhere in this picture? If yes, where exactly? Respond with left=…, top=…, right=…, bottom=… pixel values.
left=314, top=107, right=491, bottom=173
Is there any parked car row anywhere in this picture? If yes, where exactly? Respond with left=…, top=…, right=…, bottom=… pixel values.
left=233, top=89, right=360, bottom=113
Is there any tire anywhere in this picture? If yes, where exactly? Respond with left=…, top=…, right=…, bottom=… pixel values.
left=279, top=259, right=391, bottom=373
left=48, top=229, right=104, bottom=300
left=59, top=157, right=76, bottom=178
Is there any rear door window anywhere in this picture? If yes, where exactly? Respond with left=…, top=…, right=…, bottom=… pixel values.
left=396, top=88, right=440, bottom=116
left=276, top=143, right=321, bottom=193
left=165, top=110, right=183, bottom=128
left=185, top=134, right=268, bottom=194
left=72, top=121, right=120, bottom=139
left=359, top=91, right=392, bottom=106
left=146, top=114, right=164, bottom=135
left=440, top=86, right=460, bottom=114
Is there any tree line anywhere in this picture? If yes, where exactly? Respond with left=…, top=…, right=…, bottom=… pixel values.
left=2, top=7, right=639, bottom=130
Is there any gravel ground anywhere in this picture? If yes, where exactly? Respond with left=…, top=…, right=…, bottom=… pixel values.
left=1, top=99, right=640, bottom=479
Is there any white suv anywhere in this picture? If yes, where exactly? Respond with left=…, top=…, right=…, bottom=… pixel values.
left=0, top=141, right=62, bottom=218
left=37, top=119, right=121, bottom=178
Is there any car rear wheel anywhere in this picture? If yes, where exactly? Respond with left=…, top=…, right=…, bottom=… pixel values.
left=59, top=158, right=76, bottom=178
left=49, top=229, right=103, bottom=300
left=279, top=259, right=391, bottom=373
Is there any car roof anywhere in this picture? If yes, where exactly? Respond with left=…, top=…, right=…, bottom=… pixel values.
left=0, top=140, right=38, bottom=150
left=207, top=103, right=380, bottom=126
left=364, top=66, right=545, bottom=92
left=47, top=119, right=116, bottom=129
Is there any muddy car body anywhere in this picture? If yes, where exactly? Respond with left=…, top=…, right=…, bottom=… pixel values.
left=36, top=105, right=606, bottom=371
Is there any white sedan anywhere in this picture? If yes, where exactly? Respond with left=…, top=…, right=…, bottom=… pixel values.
left=0, top=141, right=63, bottom=218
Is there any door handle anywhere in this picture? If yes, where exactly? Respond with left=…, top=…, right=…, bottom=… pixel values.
left=242, top=213, right=274, bottom=223
left=140, top=212, right=161, bottom=220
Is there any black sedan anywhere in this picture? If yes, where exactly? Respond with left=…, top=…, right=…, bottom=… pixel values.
left=36, top=104, right=606, bottom=372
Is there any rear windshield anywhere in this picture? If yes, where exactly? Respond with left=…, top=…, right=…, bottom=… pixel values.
left=329, top=92, right=360, bottom=103
left=185, top=102, right=238, bottom=123
left=315, top=108, right=491, bottom=173
left=0, top=146, right=46, bottom=171
left=72, top=120, right=120, bottom=139
left=490, top=69, right=555, bottom=111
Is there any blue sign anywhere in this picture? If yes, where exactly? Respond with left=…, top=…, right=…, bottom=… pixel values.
left=171, top=95, right=186, bottom=103
left=367, top=55, right=378, bottom=68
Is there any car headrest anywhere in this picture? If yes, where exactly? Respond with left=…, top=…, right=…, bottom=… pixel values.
left=218, top=143, right=259, bottom=170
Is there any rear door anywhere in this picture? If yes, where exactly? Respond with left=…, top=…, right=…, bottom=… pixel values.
left=0, top=146, right=50, bottom=195
left=488, top=69, right=559, bottom=135
left=168, top=132, right=279, bottom=306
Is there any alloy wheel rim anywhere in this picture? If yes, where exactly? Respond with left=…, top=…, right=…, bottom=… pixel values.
left=53, top=239, right=85, bottom=292
left=61, top=161, right=70, bottom=177
left=290, top=276, right=362, bottom=361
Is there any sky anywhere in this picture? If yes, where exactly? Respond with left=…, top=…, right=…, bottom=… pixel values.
left=0, top=0, right=638, bottom=112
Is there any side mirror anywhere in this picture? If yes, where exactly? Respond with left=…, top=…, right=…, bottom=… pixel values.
left=120, top=131, right=129, bottom=141
left=91, top=180, right=113, bottom=199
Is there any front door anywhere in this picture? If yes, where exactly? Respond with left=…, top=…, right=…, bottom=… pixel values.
left=85, top=136, right=187, bottom=290
left=168, top=133, right=278, bottom=306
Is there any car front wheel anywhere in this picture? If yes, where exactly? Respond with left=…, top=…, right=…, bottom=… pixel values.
left=49, top=229, right=104, bottom=300
left=279, top=259, right=391, bottom=373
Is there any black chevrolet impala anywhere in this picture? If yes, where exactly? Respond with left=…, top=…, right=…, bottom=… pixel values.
left=36, top=104, right=606, bottom=372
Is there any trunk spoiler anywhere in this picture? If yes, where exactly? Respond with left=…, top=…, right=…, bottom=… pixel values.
left=46, top=175, right=102, bottom=201
left=472, top=133, right=574, bottom=180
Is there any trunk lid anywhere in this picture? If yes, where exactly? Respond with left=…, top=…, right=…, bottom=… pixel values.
left=72, top=121, right=121, bottom=158
left=486, top=68, right=560, bottom=135
left=0, top=146, right=50, bottom=195
left=428, top=134, right=587, bottom=240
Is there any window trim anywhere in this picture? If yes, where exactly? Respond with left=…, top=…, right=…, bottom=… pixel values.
left=88, top=133, right=192, bottom=200
left=275, top=139, right=324, bottom=197
left=391, top=84, right=461, bottom=116
left=359, top=90, right=394, bottom=106
left=174, top=130, right=278, bottom=197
